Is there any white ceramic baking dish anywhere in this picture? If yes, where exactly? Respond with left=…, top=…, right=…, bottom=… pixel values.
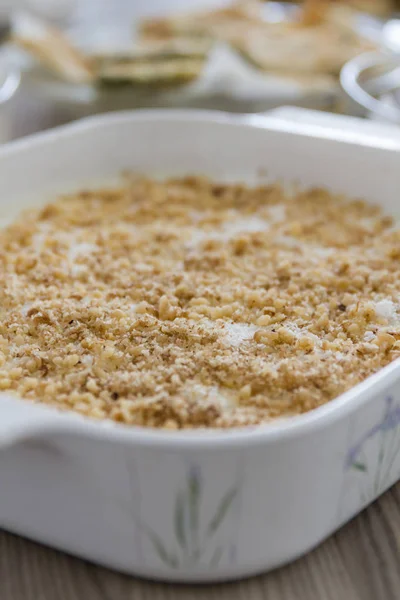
left=1, top=109, right=400, bottom=583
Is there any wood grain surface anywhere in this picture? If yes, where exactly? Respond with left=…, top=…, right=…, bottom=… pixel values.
left=2, top=3, right=400, bottom=596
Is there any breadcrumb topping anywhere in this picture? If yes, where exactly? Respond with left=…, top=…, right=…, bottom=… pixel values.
left=0, top=175, right=399, bottom=429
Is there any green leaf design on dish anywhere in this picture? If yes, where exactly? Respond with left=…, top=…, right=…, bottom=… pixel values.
left=174, top=491, right=187, bottom=550
left=344, top=398, right=400, bottom=510
left=188, top=467, right=201, bottom=547
left=145, top=528, right=179, bottom=568
left=207, top=486, right=238, bottom=536
left=351, top=461, right=367, bottom=472
left=138, top=464, right=240, bottom=569
left=210, top=546, right=223, bottom=568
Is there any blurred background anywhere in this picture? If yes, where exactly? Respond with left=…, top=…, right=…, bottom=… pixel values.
left=0, top=0, right=400, bottom=140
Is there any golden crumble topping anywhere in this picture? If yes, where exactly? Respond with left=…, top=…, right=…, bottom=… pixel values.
left=0, top=175, right=399, bottom=429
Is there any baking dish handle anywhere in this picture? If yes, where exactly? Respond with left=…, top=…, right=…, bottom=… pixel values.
left=0, top=395, right=65, bottom=448
left=260, top=106, right=400, bottom=148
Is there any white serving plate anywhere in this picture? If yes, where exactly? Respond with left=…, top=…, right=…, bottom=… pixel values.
left=1, top=109, right=400, bottom=583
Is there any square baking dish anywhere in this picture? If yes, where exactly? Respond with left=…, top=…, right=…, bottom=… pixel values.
left=1, top=109, right=400, bottom=583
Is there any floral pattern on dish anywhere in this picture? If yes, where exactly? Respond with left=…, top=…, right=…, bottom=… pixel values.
left=139, top=462, right=242, bottom=569
left=345, top=396, right=400, bottom=505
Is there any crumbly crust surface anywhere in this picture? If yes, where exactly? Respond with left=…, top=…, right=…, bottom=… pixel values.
left=0, top=176, right=399, bottom=429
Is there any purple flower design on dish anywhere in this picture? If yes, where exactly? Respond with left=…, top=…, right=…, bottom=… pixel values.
left=345, top=396, right=400, bottom=498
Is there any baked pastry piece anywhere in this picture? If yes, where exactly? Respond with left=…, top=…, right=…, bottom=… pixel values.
left=93, top=51, right=207, bottom=88
left=231, top=3, right=375, bottom=76
left=139, top=1, right=376, bottom=79
left=11, top=12, right=211, bottom=88
left=139, top=1, right=264, bottom=41
left=11, top=11, right=94, bottom=84
left=288, top=0, right=394, bottom=17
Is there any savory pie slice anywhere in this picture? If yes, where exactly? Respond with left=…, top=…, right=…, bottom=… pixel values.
left=94, top=54, right=207, bottom=87
left=92, top=36, right=210, bottom=87
left=12, top=11, right=208, bottom=89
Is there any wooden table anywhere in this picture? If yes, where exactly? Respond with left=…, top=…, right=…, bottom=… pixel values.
left=2, top=54, right=400, bottom=600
